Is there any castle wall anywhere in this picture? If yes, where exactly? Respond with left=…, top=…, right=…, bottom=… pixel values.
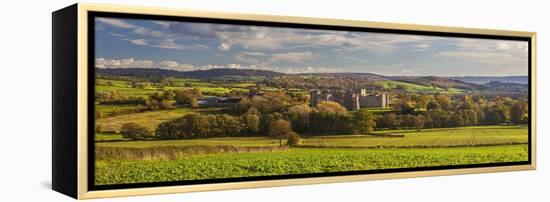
left=311, top=89, right=389, bottom=110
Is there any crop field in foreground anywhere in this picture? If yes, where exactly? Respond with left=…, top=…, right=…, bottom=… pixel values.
left=95, top=144, right=528, bottom=185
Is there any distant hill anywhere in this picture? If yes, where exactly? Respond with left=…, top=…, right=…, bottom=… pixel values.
left=386, top=76, right=485, bottom=91
left=299, top=72, right=387, bottom=81
left=96, top=68, right=284, bottom=78
left=96, top=68, right=387, bottom=80
left=449, top=76, right=528, bottom=84
left=96, top=67, right=528, bottom=94
left=184, top=68, right=285, bottom=78
left=483, top=81, right=528, bottom=93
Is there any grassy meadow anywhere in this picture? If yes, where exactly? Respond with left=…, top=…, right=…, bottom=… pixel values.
left=96, top=107, right=225, bottom=133
left=375, top=80, right=468, bottom=94
left=96, top=125, right=527, bottom=148
left=97, top=77, right=251, bottom=98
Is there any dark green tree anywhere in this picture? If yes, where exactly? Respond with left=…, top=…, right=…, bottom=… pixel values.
left=352, top=108, right=376, bottom=134
left=511, top=100, right=529, bottom=124
left=269, top=119, right=293, bottom=146
left=120, top=122, right=150, bottom=140
left=414, top=115, right=426, bottom=131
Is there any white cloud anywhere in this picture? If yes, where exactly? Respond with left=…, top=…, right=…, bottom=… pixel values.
left=95, top=58, right=154, bottom=69
left=96, top=57, right=344, bottom=74
left=437, top=51, right=526, bottom=65
left=108, top=32, right=126, bottom=37
left=450, top=38, right=527, bottom=54
left=97, top=18, right=205, bottom=51
left=132, top=27, right=150, bottom=35
left=411, top=43, right=431, bottom=51
left=240, top=51, right=266, bottom=56
left=164, top=21, right=437, bottom=53
left=150, top=31, right=164, bottom=38
left=341, top=55, right=369, bottom=63
left=234, top=51, right=315, bottom=65
left=95, top=58, right=194, bottom=71
left=97, top=17, right=442, bottom=55
left=234, top=52, right=265, bottom=64
left=269, top=51, right=315, bottom=64
left=218, top=42, right=232, bottom=51
left=153, top=21, right=171, bottom=28
left=436, top=38, right=528, bottom=73
left=95, top=58, right=259, bottom=72
left=152, top=38, right=186, bottom=50
left=128, top=39, right=148, bottom=46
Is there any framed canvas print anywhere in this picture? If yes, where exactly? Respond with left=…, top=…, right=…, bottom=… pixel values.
left=52, top=3, right=536, bottom=199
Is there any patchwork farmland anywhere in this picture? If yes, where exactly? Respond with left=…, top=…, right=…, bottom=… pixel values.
left=94, top=69, right=529, bottom=185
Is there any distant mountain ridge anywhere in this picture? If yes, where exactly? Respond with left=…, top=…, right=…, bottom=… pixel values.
left=96, top=68, right=285, bottom=78
left=96, top=67, right=528, bottom=94
left=449, top=76, right=528, bottom=84
left=299, top=72, right=387, bottom=81
left=96, top=68, right=528, bottom=85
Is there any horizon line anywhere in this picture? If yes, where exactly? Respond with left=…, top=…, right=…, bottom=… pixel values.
left=95, top=67, right=528, bottom=77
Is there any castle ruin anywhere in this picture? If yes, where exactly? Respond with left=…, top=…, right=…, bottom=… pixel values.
left=310, top=88, right=390, bottom=110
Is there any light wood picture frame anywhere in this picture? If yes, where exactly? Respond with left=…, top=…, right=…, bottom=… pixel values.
left=52, top=3, right=536, bottom=199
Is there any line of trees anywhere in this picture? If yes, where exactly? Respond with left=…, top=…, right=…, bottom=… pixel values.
left=384, top=94, right=528, bottom=130
left=152, top=101, right=377, bottom=141
left=155, top=113, right=252, bottom=139
left=119, top=91, right=527, bottom=143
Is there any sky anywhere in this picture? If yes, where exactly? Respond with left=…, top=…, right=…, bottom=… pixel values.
left=95, top=17, right=529, bottom=76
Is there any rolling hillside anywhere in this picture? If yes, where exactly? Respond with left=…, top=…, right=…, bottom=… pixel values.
left=450, top=76, right=528, bottom=84
left=96, top=67, right=527, bottom=94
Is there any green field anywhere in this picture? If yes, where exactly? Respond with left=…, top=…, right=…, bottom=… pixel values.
left=97, top=78, right=251, bottom=96
left=168, top=78, right=216, bottom=87
left=96, top=107, right=224, bottom=133
left=96, top=108, right=189, bottom=133
left=303, top=125, right=527, bottom=148
left=96, top=105, right=145, bottom=117
left=95, top=124, right=528, bottom=185
left=96, top=84, right=159, bottom=97
left=161, top=85, right=249, bottom=94
left=96, top=133, right=126, bottom=141
left=96, top=125, right=527, bottom=148
left=95, top=145, right=528, bottom=185
left=376, top=80, right=467, bottom=93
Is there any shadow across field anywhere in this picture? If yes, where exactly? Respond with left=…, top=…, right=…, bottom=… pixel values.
left=297, top=142, right=528, bottom=149
left=373, top=125, right=528, bottom=135
left=96, top=145, right=288, bottom=161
